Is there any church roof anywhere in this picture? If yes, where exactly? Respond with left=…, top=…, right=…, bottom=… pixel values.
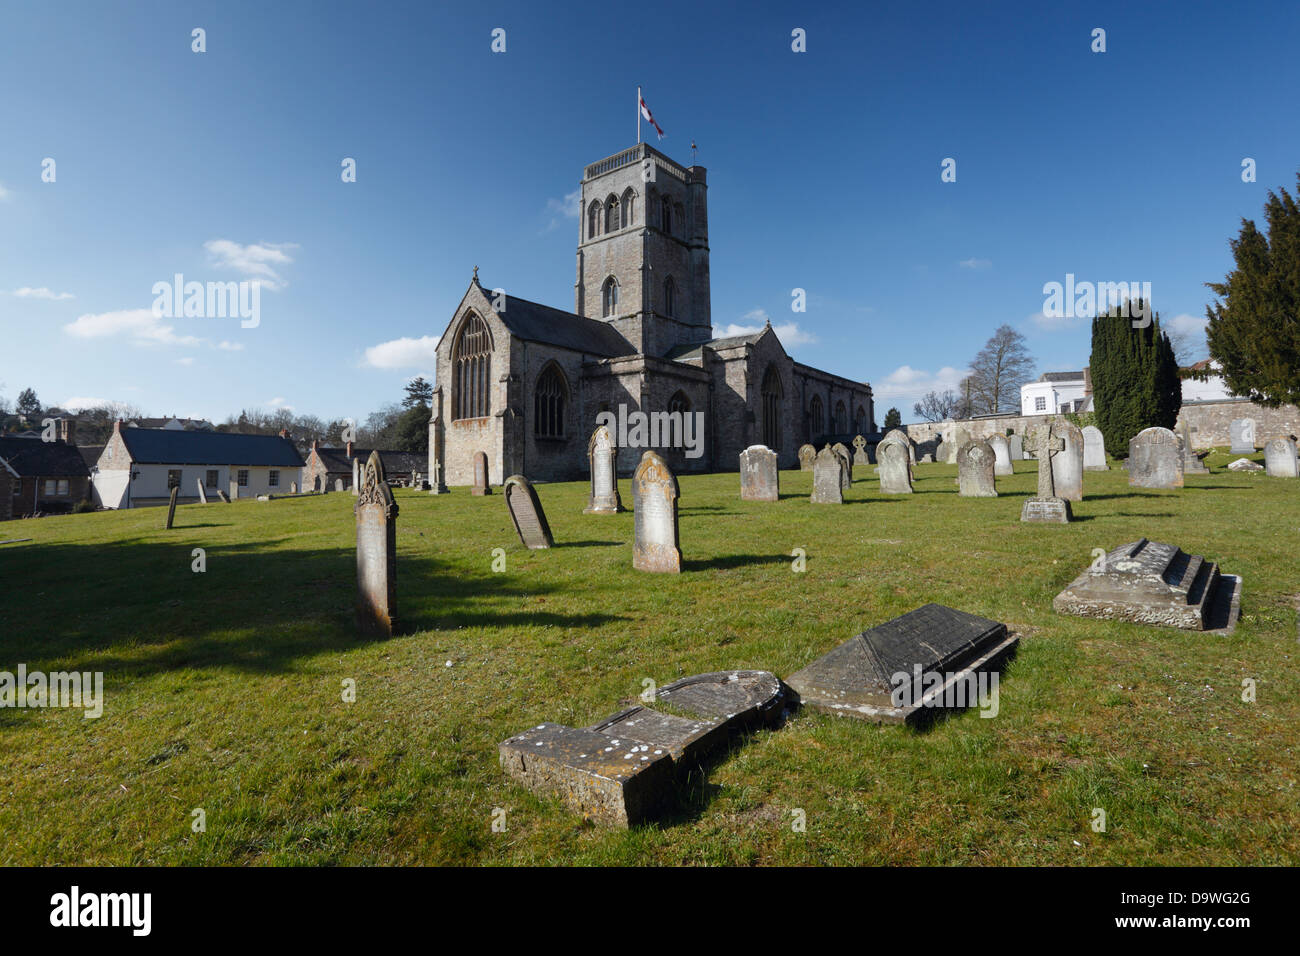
left=483, top=286, right=634, bottom=357
left=663, top=331, right=766, bottom=361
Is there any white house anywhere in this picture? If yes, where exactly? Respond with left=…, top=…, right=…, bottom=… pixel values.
left=1181, top=360, right=1236, bottom=402
left=92, top=421, right=305, bottom=508
left=1020, top=371, right=1090, bottom=416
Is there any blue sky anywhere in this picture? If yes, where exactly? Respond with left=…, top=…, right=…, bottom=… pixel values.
left=2, top=0, right=1297, bottom=424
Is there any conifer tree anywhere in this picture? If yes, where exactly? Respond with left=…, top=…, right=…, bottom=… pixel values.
left=1090, top=299, right=1181, bottom=456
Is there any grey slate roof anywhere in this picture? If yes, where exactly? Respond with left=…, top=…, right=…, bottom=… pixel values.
left=483, top=286, right=634, bottom=357
left=78, top=446, right=105, bottom=468
left=119, top=429, right=305, bottom=467
left=0, top=437, right=91, bottom=477
left=315, top=448, right=423, bottom=476
left=1039, top=371, right=1084, bottom=383
left=663, top=331, right=765, bottom=361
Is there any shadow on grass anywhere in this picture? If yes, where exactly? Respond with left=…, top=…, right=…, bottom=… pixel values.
left=681, top=553, right=790, bottom=572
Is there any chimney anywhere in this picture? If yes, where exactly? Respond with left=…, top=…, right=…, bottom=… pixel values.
left=113, top=419, right=123, bottom=436
left=311, top=439, right=318, bottom=453
left=1083, top=366, right=1093, bottom=396
left=58, top=418, right=76, bottom=444
left=346, top=440, right=353, bottom=459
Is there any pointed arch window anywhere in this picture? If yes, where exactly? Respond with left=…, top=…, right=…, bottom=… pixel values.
left=605, top=195, right=620, bottom=233
left=761, top=365, right=783, bottom=451
left=602, top=277, right=619, bottom=318
left=534, top=363, right=568, bottom=439
left=663, top=276, right=676, bottom=318
left=834, top=400, right=847, bottom=434
left=809, top=395, right=824, bottom=439
left=854, top=405, right=867, bottom=435
left=668, top=390, right=691, bottom=415
left=587, top=200, right=601, bottom=239
left=453, top=313, right=492, bottom=420
left=660, top=196, right=672, bottom=235
left=620, top=188, right=636, bottom=228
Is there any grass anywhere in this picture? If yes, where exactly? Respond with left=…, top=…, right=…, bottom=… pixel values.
left=1, top=448, right=1298, bottom=865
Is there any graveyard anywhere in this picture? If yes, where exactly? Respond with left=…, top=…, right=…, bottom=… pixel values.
left=2, top=449, right=1298, bottom=865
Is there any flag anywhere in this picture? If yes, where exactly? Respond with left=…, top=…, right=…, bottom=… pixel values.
left=639, top=95, right=664, bottom=140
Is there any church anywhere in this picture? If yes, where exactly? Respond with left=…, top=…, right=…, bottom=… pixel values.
left=428, top=142, right=874, bottom=486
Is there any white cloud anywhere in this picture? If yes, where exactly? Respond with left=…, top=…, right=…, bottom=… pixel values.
left=872, top=364, right=970, bottom=410
left=713, top=310, right=818, bottom=348
left=546, top=187, right=581, bottom=219
left=217, top=340, right=245, bottom=351
left=1028, top=308, right=1083, bottom=331
left=204, top=239, right=297, bottom=290
left=1166, top=312, right=1208, bottom=337
left=176, top=357, right=195, bottom=366
left=13, top=286, right=74, bottom=300
left=362, top=334, right=440, bottom=369
left=62, top=396, right=112, bottom=411
left=266, top=397, right=293, bottom=411
left=959, top=258, right=992, bottom=270
left=63, top=308, right=203, bottom=347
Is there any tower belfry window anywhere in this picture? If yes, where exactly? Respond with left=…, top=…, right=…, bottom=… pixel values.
left=602, top=277, right=619, bottom=317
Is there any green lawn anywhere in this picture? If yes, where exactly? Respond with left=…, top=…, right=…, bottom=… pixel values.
left=2, top=450, right=1298, bottom=865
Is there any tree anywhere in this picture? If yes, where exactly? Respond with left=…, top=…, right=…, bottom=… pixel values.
left=1090, top=298, right=1182, bottom=456
left=883, top=407, right=902, bottom=430
left=16, top=388, right=41, bottom=420
left=913, top=389, right=965, bottom=422
left=1205, top=172, right=1300, bottom=407
left=966, top=325, right=1035, bottom=415
left=392, top=404, right=429, bottom=454
left=403, top=376, right=434, bottom=409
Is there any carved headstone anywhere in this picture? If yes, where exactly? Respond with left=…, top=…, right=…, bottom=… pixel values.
left=988, top=434, right=1013, bottom=476
left=957, top=440, right=998, bottom=497
left=810, top=446, right=844, bottom=503
left=1178, top=419, right=1208, bottom=475
left=1048, top=419, right=1084, bottom=501
left=217, top=490, right=230, bottom=503
left=355, top=451, right=398, bottom=637
left=785, top=604, right=1018, bottom=724
left=852, top=434, right=869, bottom=467
left=1229, top=418, right=1256, bottom=454
left=471, top=450, right=492, bottom=496
left=164, top=485, right=179, bottom=529
left=632, top=451, right=681, bottom=573
left=1009, top=433, right=1024, bottom=461
left=584, top=425, right=623, bottom=513
left=1054, top=539, right=1241, bottom=633
left=1021, top=422, right=1073, bottom=523
left=880, top=429, right=915, bottom=479
left=196, top=478, right=208, bottom=504
left=428, top=388, right=449, bottom=494
left=832, top=442, right=852, bottom=488
left=877, top=438, right=913, bottom=494
left=1264, top=437, right=1299, bottom=477
left=798, top=444, right=816, bottom=472
left=946, top=427, right=969, bottom=464
left=1081, top=425, right=1108, bottom=471
left=739, top=445, right=779, bottom=502
left=504, top=475, right=554, bottom=548
left=1128, top=427, right=1183, bottom=489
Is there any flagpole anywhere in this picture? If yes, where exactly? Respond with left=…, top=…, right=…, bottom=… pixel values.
left=637, top=86, right=641, bottom=144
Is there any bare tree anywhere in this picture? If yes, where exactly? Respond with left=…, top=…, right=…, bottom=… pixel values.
left=913, top=389, right=963, bottom=422
left=966, top=325, right=1035, bottom=415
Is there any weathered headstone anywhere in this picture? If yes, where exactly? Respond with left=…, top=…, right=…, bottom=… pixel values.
left=195, top=478, right=208, bottom=504
left=880, top=429, right=915, bottom=479
left=810, top=446, right=844, bottom=503
left=852, top=434, right=869, bottom=467
left=1009, top=433, right=1024, bottom=461
left=1054, top=538, right=1241, bottom=633
left=784, top=604, right=1018, bottom=725
left=229, top=479, right=239, bottom=501
left=877, top=438, right=912, bottom=494
left=334, top=478, right=344, bottom=492
left=428, top=388, right=449, bottom=494
left=164, top=486, right=179, bottom=529
left=797, top=444, right=816, bottom=472
left=1021, top=422, right=1072, bottom=523
left=739, top=445, right=779, bottom=502
left=1229, top=418, right=1257, bottom=454
left=946, top=427, right=969, bottom=464
left=1228, top=457, right=1264, bottom=472
left=632, top=451, right=681, bottom=573
left=1081, top=425, right=1108, bottom=471
left=988, top=434, right=1013, bottom=477
left=1128, top=427, right=1183, bottom=489
left=471, top=450, right=492, bottom=496
left=504, top=475, right=554, bottom=548
left=957, top=440, right=998, bottom=497
left=290, top=481, right=298, bottom=494
left=832, top=442, right=852, bottom=488
left=1048, top=419, right=1084, bottom=501
left=1264, top=437, right=1299, bottom=477
left=352, top=456, right=359, bottom=496
left=354, top=450, right=398, bottom=637
left=217, top=490, right=230, bottom=503
left=1178, top=418, right=1208, bottom=474
left=584, top=424, right=623, bottom=513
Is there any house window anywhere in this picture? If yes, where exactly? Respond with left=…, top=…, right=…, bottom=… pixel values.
left=206, top=470, right=218, bottom=487
left=58, top=479, right=68, bottom=495
left=761, top=365, right=784, bottom=451
left=534, top=364, right=568, bottom=439
left=453, top=312, right=492, bottom=420
left=167, top=469, right=182, bottom=489
left=237, top=469, right=249, bottom=487
left=602, top=277, right=619, bottom=318
left=43, top=479, right=56, bottom=495
left=269, top=470, right=280, bottom=487
left=1035, top=396, right=1047, bottom=412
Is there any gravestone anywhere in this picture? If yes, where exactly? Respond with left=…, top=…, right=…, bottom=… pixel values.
left=988, top=434, right=1013, bottom=477
left=632, top=451, right=681, bottom=573
left=290, top=481, right=298, bottom=494
left=1009, top=433, right=1024, bottom=461
left=334, top=478, right=345, bottom=492
left=797, top=444, right=816, bottom=472
left=1021, top=422, right=1072, bottom=523
left=1230, top=418, right=1257, bottom=454
left=881, top=429, right=915, bottom=478
left=946, top=427, right=969, bottom=464
left=195, top=478, right=208, bottom=504
left=354, top=450, right=398, bottom=637
left=810, top=446, right=844, bottom=503
left=498, top=670, right=783, bottom=828
left=1054, top=539, right=1241, bottom=633
left=957, top=440, right=998, bottom=497
left=504, top=475, right=554, bottom=549
left=784, top=604, right=1018, bottom=725
left=1128, top=427, right=1183, bottom=489
left=217, top=490, right=230, bottom=503
left=832, top=442, right=852, bottom=487
left=471, top=450, right=492, bottom=496
left=1264, top=437, right=1299, bottom=477
left=739, top=445, right=779, bottom=502
left=584, top=424, right=623, bottom=513
left=164, top=486, right=179, bottom=529
left=1228, top=457, right=1264, bottom=472
left=229, top=479, right=239, bottom=501
left=877, top=438, right=913, bottom=494
left=1048, top=419, right=1084, bottom=501
left=352, top=457, right=359, bottom=496
left=1081, top=425, right=1107, bottom=471
left=852, top=435, right=869, bottom=468
left=1178, top=418, right=1208, bottom=475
